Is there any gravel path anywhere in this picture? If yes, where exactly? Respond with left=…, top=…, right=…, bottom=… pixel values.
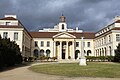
left=0, top=62, right=120, bottom=80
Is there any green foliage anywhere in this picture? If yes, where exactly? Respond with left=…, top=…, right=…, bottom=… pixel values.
left=0, top=37, right=22, bottom=68
left=86, top=56, right=114, bottom=62
left=114, top=43, right=120, bottom=62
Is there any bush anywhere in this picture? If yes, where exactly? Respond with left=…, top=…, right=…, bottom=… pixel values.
left=39, top=56, right=45, bottom=60
left=28, top=57, right=34, bottom=62
left=51, top=57, right=57, bottom=61
left=68, top=56, right=71, bottom=59
left=86, top=56, right=114, bottom=62
left=114, top=43, right=120, bottom=62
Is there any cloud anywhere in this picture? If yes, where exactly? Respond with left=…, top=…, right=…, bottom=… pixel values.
left=0, top=0, right=120, bottom=32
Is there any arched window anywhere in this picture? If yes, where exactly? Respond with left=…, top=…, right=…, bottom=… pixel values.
left=109, top=46, right=112, bottom=56
left=75, top=50, right=80, bottom=59
left=40, top=49, right=44, bottom=56
left=87, top=50, right=91, bottom=56
left=62, top=24, right=64, bottom=29
left=33, top=49, right=38, bottom=57
left=46, top=49, right=51, bottom=57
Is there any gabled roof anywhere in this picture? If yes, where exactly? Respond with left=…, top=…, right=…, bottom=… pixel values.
left=29, top=32, right=95, bottom=39
left=0, top=17, right=17, bottom=20
left=53, top=32, right=76, bottom=38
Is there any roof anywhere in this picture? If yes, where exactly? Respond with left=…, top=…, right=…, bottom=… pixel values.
left=0, top=25, right=22, bottom=28
left=115, top=20, right=120, bottom=23
left=29, top=32, right=95, bottom=39
left=0, top=17, right=17, bottom=20
left=111, top=27, right=120, bottom=30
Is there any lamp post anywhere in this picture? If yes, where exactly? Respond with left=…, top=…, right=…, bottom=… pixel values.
left=79, top=37, right=87, bottom=66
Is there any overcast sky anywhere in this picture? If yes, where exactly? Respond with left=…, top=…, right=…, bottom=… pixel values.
left=0, top=0, right=120, bottom=32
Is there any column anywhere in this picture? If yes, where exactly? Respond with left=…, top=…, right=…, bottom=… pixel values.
left=72, top=41, right=75, bottom=59
left=59, top=41, right=62, bottom=59
left=66, top=41, right=68, bottom=59
left=53, top=41, right=56, bottom=57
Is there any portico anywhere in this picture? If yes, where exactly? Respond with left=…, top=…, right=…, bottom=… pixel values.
left=53, top=40, right=75, bottom=60
left=53, top=32, right=76, bottom=60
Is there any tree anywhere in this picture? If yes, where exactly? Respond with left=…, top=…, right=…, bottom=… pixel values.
left=114, top=43, right=120, bottom=62
left=0, top=37, right=23, bottom=68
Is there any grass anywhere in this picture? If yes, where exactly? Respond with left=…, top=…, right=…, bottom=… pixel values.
left=29, top=62, right=120, bottom=78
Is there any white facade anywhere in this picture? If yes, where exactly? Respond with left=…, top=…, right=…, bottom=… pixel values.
left=0, top=15, right=32, bottom=57
left=30, top=15, right=94, bottom=60
left=1, top=15, right=120, bottom=60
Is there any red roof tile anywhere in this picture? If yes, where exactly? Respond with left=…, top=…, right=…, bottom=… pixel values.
left=29, top=32, right=95, bottom=39
left=112, top=27, right=120, bottom=30
left=0, top=25, right=22, bottom=28
left=115, top=20, right=120, bottom=23
left=0, top=17, right=17, bottom=20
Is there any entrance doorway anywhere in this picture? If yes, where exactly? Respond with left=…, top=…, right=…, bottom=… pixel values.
left=62, top=49, right=65, bottom=59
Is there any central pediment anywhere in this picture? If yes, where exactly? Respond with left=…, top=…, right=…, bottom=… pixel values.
left=53, top=32, right=76, bottom=39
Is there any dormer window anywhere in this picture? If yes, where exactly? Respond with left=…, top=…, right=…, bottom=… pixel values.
left=6, top=22, right=10, bottom=25
left=62, top=24, right=64, bottom=29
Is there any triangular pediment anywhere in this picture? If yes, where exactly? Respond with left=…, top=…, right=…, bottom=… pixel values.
left=53, top=32, right=76, bottom=39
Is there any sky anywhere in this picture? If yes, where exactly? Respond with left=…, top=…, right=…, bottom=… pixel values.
left=0, top=0, right=120, bottom=32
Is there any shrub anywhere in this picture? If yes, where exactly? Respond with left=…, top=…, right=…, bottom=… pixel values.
left=114, top=43, right=120, bottom=62
left=52, top=57, right=57, bottom=61
left=68, top=56, right=71, bottom=59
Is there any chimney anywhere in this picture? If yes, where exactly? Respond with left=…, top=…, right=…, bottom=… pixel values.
left=76, top=27, right=78, bottom=31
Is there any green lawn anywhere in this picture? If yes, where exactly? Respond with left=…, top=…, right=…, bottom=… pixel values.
left=29, top=62, right=120, bottom=78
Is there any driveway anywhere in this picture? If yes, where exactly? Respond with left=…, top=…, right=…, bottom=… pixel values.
left=0, top=62, right=120, bottom=80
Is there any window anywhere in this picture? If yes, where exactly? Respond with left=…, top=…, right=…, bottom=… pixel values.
left=3, top=32, right=8, bottom=38
left=62, top=24, right=64, bottom=29
left=6, top=22, right=10, bottom=25
left=116, top=34, right=120, bottom=41
left=109, top=35, right=111, bottom=42
left=47, top=41, right=50, bottom=47
left=83, top=42, right=85, bottom=47
left=14, top=32, right=18, bottom=40
left=76, top=42, right=79, bottom=47
left=104, top=37, right=106, bottom=44
left=35, top=41, right=38, bottom=47
left=41, top=41, right=44, bottom=47
left=87, top=42, right=90, bottom=47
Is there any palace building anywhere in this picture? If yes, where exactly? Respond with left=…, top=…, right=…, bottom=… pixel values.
left=0, top=14, right=120, bottom=60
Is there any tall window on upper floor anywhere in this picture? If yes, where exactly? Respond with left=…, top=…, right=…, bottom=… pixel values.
left=62, top=24, right=64, bottom=30
left=47, top=41, right=50, bottom=47
left=3, top=32, right=8, bottom=38
left=109, top=35, right=111, bottom=42
left=14, top=32, right=18, bottom=40
left=104, top=37, right=106, bottom=44
left=116, top=34, right=120, bottom=41
left=87, top=42, right=90, bottom=47
left=83, top=42, right=85, bottom=47
left=41, top=41, right=44, bottom=47
left=76, top=42, right=79, bottom=47
left=35, top=41, right=38, bottom=47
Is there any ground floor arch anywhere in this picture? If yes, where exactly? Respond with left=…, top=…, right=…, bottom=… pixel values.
left=40, top=49, right=44, bottom=56
left=87, top=50, right=91, bottom=56
left=46, top=49, right=51, bottom=57
left=33, top=49, right=38, bottom=57
left=75, top=50, right=80, bottom=59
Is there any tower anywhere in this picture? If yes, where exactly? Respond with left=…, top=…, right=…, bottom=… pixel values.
left=60, top=14, right=66, bottom=22
left=58, top=14, right=67, bottom=31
